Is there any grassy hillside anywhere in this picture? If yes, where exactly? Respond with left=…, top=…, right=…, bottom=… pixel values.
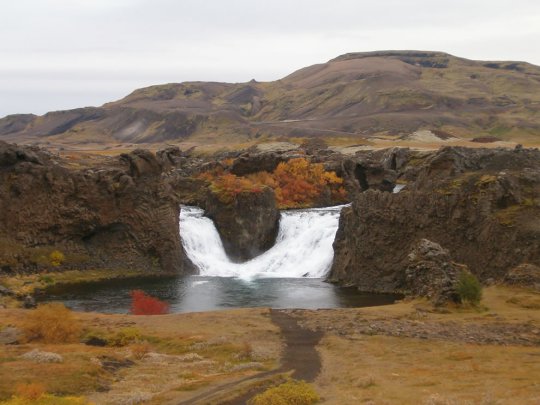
left=2, top=51, right=540, bottom=149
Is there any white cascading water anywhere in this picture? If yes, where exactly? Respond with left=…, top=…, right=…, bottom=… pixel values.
left=179, top=205, right=346, bottom=279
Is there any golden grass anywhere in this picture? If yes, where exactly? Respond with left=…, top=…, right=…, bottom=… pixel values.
left=23, top=303, right=81, bottom=343
left=0, top=307, right=281, bottom=403
left=316, top=334, right=540, bottom=404
left=0, top=287, right=538, bottom=403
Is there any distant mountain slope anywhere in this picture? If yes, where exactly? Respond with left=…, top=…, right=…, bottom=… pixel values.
left=2, top=51, right=540, bottom=146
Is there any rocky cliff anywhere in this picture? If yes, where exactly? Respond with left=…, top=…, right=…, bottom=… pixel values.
left=205, top=188, right=280, bottom=262
left=328, top=146, right=540, bottom=292
left=0, top=141, right=184, bottom=275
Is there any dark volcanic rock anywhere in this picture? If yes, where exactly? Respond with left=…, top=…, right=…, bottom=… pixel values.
left=205, top=188, right=280, bottom=262
left=230, top=152, right=285, bottom=176
left=328, top=147, right=540, bottom=292
left=504, top=263, right=540, bottom=290
left=0, top=141, right=184, bottom=275
left=403, top=239, right=469, bottom=305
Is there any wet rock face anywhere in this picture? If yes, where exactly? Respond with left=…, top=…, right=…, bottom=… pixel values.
left=0, top=141, right=184, bottom=274
left=205, top=188, right=280, bottom=262
left=328, top=146, right=540, bottom=292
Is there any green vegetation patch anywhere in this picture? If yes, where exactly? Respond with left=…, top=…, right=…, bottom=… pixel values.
left=248, top=379, right=320, bottom=405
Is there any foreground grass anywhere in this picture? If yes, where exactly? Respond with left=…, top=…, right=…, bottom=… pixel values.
left=0, top=308, right=280, bottom=404
left=0, top=286, right=538, bottom=404
left=316, top=334, right=539, bottom=404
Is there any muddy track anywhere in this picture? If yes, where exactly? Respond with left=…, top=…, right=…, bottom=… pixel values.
left=268, top=309, right=324, bottom=381
left=175, top=309, right=323, bottom=404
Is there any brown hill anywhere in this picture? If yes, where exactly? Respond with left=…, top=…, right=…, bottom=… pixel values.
left=2, top=51, right=540, bottom=148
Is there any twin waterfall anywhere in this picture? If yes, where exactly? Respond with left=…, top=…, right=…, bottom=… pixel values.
left=179, top=205, right=345, bottom=279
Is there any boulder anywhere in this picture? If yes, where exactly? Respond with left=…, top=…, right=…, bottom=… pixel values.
left=156, top=146, right=183, bottom=169
left=120, top=149, right=162, bottom=177
left=404, top=239, right=468, bottom=305
left=21, top=349, right=63, bottom=363
left=23, top=295, right=36, bottom=309
left=504, top=263, right=540, bottom=290
left=230, top=152, right=285, bottom=176
left=0, top=285, right=13, bottom=296
left=0, top=327, right=23, bottom=345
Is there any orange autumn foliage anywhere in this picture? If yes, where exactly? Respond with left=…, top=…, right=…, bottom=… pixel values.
left=199, top=158, right=347, bottom=208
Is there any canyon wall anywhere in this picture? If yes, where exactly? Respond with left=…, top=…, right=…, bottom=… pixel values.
left=328, top=146, right=540, bottom=292
left=0, top=142, right=184, bottom=275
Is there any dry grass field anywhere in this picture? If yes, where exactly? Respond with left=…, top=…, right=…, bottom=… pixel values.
left=0, top=285, right=538, bottom=404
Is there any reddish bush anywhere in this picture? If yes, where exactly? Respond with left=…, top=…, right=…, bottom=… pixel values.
left=130, top=290, right=169, bottom=315
left=199, top=157, right=347, bottom=208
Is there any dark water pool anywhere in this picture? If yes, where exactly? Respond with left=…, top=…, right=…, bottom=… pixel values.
left=42, top=276, right=400, bottom=314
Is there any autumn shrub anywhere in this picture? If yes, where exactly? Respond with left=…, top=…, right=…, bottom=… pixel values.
left=130, top=290, right=169, bottom=315
left=208, top=173, right=266, bottom=204
left=200, top=157, right=347, bottom=208
left=49, top=250, right=65, bottom=267
left=15, top=383, right=45, bottom=401
left=270, top=158, right=345, bottom=208
left=130, top=341, right=152, bottom=360
left=456, top=271, right=483, bottom=305
left=248, top=380, right=320, bottom=405
left=23, top=303, right=81, bottom=343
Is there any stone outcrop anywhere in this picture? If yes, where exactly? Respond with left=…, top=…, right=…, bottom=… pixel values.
left=205, top=187, right=280, bottom=262
left=404, top=239, right=470, bottom=305
left=328, top=146, right=540, bottom=292
left=504, top=263, right=540, bottom=290
left=0, top=141, right=184, bottom=275
left=230, top=152, right=285, bottom=176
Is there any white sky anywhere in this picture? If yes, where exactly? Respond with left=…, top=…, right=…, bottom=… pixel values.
left=1, top=0, right=539, bottom=117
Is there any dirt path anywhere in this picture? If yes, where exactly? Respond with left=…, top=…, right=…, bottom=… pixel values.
left=175, top=309, right=324, bottom=404
left=269, top=309, right=324, bottom=381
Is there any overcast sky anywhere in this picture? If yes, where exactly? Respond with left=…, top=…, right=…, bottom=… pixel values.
left=1, top=0, right=539, bottom=117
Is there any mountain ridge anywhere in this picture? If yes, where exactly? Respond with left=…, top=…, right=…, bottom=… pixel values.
left=2, top=50, right=540, bottom=148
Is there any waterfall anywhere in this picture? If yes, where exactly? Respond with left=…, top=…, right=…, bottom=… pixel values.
left=179, top=205, right=346, bottom=279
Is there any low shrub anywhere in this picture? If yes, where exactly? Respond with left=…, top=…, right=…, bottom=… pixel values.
left=22, top=303, right=81, bottom=343
left=130, top=342, right=152, bottom=360
left=49, top=250, right=65, bottom=267
left=249, top=380, right=320, bottom=405
left=108, top=327, right=142, bottom=347
left=456, top=271, right=482, bottom=305
left=130, top=290, right=169, bottom=315
left=15, top=383, right=45, bottom=401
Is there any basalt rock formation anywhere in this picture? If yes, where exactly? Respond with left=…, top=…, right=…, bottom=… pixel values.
left=403, top=239, right=470, bottom=305
left=205, top=187, right=280, bottom=262
left=328, top=146, right=540, bottom=292
left=0, top=141, right=184, bottom=275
